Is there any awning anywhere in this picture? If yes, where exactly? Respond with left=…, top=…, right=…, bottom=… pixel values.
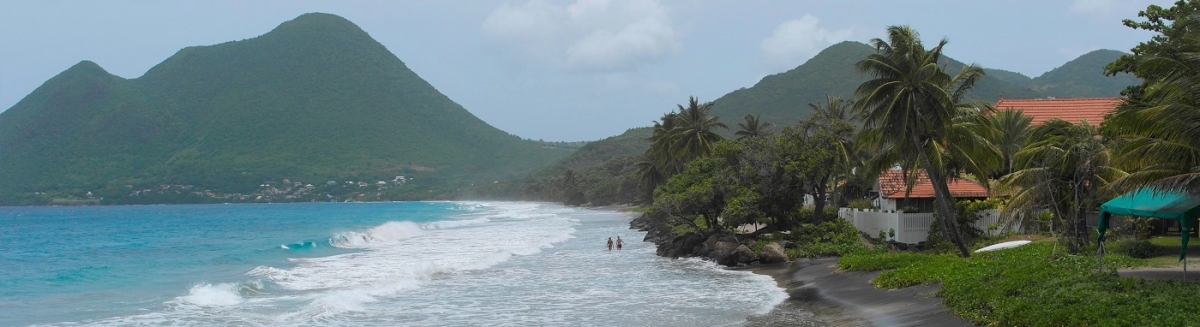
left=1098, top=188, right=1200, bottom=261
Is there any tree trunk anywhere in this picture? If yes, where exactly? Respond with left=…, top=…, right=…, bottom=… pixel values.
left=812, top=175, right=828, bottom=223
left=913, top=135, right=971, bottom=257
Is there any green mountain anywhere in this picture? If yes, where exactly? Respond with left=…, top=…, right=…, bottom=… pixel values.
left=708, top=42, right=874, bottom=129
left=0, top=13, right=572, bottom=203
left=551, top=127, right=652, bottom=172
left=708, top=42, right=1138, bottom=132
left=1028, top=49, right=1140, bottom=97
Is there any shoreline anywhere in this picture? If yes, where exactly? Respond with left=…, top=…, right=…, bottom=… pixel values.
left=743, top=258, right=974, bottom=327
left=611, top=207, right=971, bottom=326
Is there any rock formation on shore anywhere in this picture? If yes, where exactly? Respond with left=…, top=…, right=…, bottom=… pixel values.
left=630, top=214, right=788, bottom=267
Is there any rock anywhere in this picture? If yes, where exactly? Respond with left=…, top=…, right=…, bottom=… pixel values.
left=704, top=235, right=720, bottom=247
left=759, top=242, right=788, bottom=264
left=656, top=232, right=706, bottom=258
left=734, top=244, right=756, bottom=265
left=711, top=241, right=740, bottom=265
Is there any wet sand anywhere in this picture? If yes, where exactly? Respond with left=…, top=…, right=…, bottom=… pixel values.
left=744, top=258, right=975, bottom=327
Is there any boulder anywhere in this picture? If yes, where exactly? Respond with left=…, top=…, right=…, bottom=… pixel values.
left=711, top=241, right=740, bottom=265
left=656, top=232, right=706, bottom=258
left=759, top=242, right=788, bottom=264
left=733, top=244, right=756, bottom=265
left=713, top=242, right=757, bottom=267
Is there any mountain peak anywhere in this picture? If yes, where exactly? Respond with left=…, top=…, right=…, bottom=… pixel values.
left=269, top=12, right=365, bottom=38
left=60, top=60, right=114, bottom=79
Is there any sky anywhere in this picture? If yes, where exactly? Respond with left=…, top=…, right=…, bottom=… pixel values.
left=0, top=0, right=1171, bottom=142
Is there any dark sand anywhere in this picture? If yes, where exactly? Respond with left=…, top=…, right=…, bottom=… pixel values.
left=744, top=258, right=975, bottom=327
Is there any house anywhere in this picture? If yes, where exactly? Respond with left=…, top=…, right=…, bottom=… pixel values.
left=992, top=97, right=1122, bottom=126
left=872, top=168, right=989, bottom=212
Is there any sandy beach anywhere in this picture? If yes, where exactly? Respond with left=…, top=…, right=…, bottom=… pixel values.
left=744, top=258, right=975, bottom=327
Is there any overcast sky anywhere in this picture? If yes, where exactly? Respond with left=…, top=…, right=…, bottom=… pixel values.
left=0, top=0, right=1170, bottom=142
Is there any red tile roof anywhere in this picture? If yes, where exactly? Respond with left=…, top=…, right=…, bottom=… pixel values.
left=992, top=97, right=1122, bottom=126
left=877, top=169, right=989, bottom=199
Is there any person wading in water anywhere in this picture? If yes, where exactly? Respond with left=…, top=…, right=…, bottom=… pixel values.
left=616, top=236, right=625, bottom=250
left=606, top=237, right=614, bottom=251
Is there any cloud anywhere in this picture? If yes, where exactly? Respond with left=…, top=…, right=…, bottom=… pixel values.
left=481, top=0, right=679, bottom=73
left=1068, top=0, right=1116, bottom=15
left=761, top=15, right=852, bottom=70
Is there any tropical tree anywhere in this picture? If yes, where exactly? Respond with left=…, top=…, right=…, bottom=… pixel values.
left=1105, top=0, right=1200, bottom=99
left=985, top=109, right=1034, bottom=178
left=735, top=114, right=772, bottom=140
left=671, top=97, right=728, bottom=163
left=854, top=25, right=991, bottom=257
left=726, top=134, right=808, bottom=231
left=1001, top=119, right=1125, bottom=253
left=1105, top=13, right=1200, bottom=194
left=647, top=112, right=682, bottom=176
left=807, top=94, right=856, bottom=123
left=799, top=95, right=858, bottom=221
left=641, top=97, right=727, bottom=196
left=647, top=156, right=728, bottom=233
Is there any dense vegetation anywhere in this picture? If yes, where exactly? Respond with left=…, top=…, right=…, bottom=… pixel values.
left=0, top=13, right=574, bottom=205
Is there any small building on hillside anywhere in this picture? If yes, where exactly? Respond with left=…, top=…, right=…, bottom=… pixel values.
left=872, top=168, right=989, bottom=212
left=992, top=97, right=1122, bottom=125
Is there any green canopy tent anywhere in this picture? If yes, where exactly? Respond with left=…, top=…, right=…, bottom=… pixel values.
left=1097, top=188, right=1200, bottom=271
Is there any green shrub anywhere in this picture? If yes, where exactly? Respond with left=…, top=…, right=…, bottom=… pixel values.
left=787, top=217, right=868, bottom=258
left=1118, top=239, right=1159, bottom=258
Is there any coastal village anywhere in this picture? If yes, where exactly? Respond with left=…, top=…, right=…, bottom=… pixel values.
left=120, top=176, right=411, bottom=203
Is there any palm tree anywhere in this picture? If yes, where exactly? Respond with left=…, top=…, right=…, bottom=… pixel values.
left=641, top=97, right=727, bottom=196
left=647, top=112, right=681, bottom=176
left=735, top=114, right=772, bottom=140
left=808, top=94, right=856, bottom=123
left=1001, top=119, right=1125, bottom=253
left=986, top=109, right=1033, bottom=178
left=854, top=25, right=991, bottom=257
left=634, top=156, right=666, bottom=201
left=1106, top=18, right=1200, bottom=194
left=670, top=97, right=728, bottom=164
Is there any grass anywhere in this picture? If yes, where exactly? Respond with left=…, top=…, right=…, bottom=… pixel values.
left=838, top=240, right=1200, bottom=326
left=1146, top=235, right=1200, bottom=249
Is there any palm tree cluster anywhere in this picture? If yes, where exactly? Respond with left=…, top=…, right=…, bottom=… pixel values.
left=638, top=97, right=727, bottom=197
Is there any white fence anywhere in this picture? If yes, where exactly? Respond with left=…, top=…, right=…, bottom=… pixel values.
left=838, top=208, right=1018, bottom=244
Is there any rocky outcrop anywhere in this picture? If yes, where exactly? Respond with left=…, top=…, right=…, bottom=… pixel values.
left=630, top=214, right=780, bottom=267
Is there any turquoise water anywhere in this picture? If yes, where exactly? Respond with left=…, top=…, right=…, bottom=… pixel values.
left=0, top=202, right=786, bottom=326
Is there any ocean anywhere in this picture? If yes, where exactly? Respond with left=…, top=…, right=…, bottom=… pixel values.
left=0, top=202, right=787, bottom=326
